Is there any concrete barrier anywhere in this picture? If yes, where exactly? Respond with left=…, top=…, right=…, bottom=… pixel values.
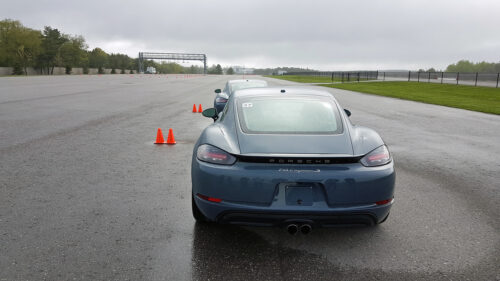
left=0, top=67, right=13, bottom=76
left=0, top=67, right=134, bottom=76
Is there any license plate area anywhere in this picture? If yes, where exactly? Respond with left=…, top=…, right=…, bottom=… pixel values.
left=285, top=185, right=313, bottom=206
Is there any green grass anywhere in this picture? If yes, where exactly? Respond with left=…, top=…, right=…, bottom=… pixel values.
left=323, top=81, right=500, bottom=115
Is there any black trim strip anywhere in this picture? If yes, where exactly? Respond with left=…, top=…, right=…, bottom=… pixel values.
left=217, top=210, right=377, bottom=226
left=236, top=155, right=362, bottom=164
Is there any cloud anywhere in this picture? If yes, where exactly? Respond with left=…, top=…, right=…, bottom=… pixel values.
left=2, top=0, right=500, bottom=70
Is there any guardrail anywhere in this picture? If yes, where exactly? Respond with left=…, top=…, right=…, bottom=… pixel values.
left=285, top=71, right=379, bottom=82
left=284, top=71, right=500, bottom=88
left=380, top=71, right=499, bottom=88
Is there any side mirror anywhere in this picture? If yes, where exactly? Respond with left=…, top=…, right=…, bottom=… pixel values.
left=202, top=108, right=218, bottom=121
left=214, top=89, right=221, bottom=94
left=344, top=109, right=351, bottom=117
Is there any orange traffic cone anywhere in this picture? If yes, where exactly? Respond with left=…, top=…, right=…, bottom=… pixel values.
left=155, top=128, right=165, bottom=144
left=198, top=104, right=203, bottom=113
left=166, top=128, right=176, bottom=144
left=192, top=104, right=197, bottom=113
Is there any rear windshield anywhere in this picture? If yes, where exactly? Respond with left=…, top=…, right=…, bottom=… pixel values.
left=230, top=81, right=267, bottom=93
left=237, top=97, right=343, bottom=134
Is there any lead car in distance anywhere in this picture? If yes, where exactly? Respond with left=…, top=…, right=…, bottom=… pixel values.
left=192, top=87, right=395, bottom=234
left=213, top=79, right=268, bottom=113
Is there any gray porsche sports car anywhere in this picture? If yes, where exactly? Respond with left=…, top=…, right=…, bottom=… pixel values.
left=213, top=79, right=268, bottom=113
left=192, top=87, right=395, bottom=234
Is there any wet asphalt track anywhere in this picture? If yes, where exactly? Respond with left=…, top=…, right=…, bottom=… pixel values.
left=0, top=74, right=499, bottom=281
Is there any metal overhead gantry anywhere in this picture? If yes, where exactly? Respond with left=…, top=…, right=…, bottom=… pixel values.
left=138, top=52, right=207, bottom=74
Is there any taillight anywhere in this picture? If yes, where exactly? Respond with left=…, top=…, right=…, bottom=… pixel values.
left=215, top=97, right=228, bottom=103
left=360, top=145, right=391, bottom=167
left=196, top=144, right=236, bottom=165
left=375, top=198, right=393, bottom=205
left=197, top=193, right=222, bottom=203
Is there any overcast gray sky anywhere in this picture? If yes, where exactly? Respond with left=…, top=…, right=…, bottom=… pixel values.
left=2, top=0, right=499, bottom=70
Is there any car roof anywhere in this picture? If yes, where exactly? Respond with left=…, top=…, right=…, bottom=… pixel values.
left=232, top=87, right=336, bottom=100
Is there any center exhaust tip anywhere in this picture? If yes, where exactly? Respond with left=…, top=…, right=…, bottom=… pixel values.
left=287, top=224, right=299, bottom=235
left=300, top=224, right=312, bottom=235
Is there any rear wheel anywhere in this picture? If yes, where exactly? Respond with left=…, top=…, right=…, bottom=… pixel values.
left=192, top=194, right=207, bottom=222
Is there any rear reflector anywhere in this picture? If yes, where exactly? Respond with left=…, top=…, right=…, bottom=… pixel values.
left=197, top=193, right=222, bottom=203
left=375, top=198, right=393, bottom=205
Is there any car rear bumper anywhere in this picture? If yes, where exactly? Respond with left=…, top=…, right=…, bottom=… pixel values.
left=194, top=194, right=393, bottom=226
left=192, top=158, right=395, bottom=226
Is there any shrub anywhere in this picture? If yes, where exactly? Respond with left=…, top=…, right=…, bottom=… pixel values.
left=83, top=66, right=89, bottom=74
left=120, top=69, right=125, bottom=74
left=12, top=63, right=24, bottom=75
left=129, top=70, right=134, bottom=74
left=98, top=67, right=104, bottom=74
left=111, top=68, right=116, bottom=74
left=65, top=66, right=72, bottom=74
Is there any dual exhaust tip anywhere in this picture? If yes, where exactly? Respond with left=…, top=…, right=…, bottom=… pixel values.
left=286, top=224, right=312, bottom=235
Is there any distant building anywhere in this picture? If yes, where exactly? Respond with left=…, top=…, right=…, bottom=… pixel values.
left=232, top=66, right=254, bottom=75
left=277, top=70, right=287, bottom=75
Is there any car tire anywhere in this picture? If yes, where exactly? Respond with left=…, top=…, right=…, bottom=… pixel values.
left=378, top=212, right=390, bottom=224
left=192, top=194, right=207, bottom=222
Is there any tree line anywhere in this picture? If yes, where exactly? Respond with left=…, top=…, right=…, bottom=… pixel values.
left=0, top=19, right=138, bottom=74
left=254, top=67, right=318, bottom=75
left=0, top=19, right=207, bottom=75
left=445, top=60, right=500, bottom=73
left=419, top=60, right=500, bottom=73
left=5, top=18, right=497, bottom=76
left=147, top=63, right=223, bottom=74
